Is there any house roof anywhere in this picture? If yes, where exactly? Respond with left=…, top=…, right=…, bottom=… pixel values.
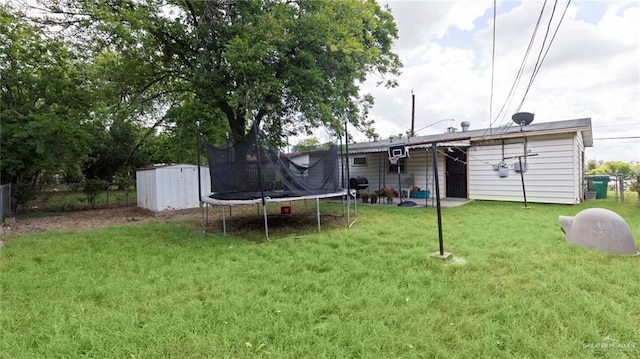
left=348, top=118, right=592, bottom=154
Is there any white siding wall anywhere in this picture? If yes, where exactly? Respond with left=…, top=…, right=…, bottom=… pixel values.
left=468, top=134, right=579, bottom=204
left=345, top=149, right=445, bottom=196
left=575, top=132, right=585, bottom=202
left=136, top=169, right=157, bottom=211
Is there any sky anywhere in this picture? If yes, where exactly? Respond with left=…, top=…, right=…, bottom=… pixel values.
left=355, top=0, right=639, bottom=163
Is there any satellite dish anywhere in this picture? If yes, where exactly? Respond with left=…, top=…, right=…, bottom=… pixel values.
left=512, top=112, right=534, bottom=126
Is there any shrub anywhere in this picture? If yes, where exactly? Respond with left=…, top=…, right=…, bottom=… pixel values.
left=83, top=179, right=106, bottom=208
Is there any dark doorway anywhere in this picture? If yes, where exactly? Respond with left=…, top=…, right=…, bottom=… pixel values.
left=445, top=149, right=467, bottom=198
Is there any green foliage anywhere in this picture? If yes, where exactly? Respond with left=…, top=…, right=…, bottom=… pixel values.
left=83, top=179, right=106, bottom=209
left=587, top=160, right=637, bottom=178
left=29, top=0, right=401, bottom=145
left=0, top=4, right=96, bottom=209
left=585, top=159, right=602, bottom=172
left=3, top=0, right=403, bottom=209
left=292, top=138, right=321, bottom=152
left=379, top=185, right=395, bottom=198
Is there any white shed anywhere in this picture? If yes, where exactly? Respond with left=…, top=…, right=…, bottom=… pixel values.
left=136, top=164, right=210, bottom=212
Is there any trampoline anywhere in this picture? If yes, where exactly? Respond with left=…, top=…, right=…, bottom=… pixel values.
left=197, top=123, right=356, bottom=240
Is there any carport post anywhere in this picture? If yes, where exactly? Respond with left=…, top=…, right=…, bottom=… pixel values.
left=432, top=142, right=444, bottom=256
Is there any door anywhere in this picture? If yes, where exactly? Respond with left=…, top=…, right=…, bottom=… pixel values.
left=446, top=149, right=467, bottom=198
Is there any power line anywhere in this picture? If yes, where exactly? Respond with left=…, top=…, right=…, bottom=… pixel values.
left=516, top=0, right=572, bottom=113
left=593, top=136, right=640, bottom=140
left=488, top=0, right=496, bottom=132
left=499, top=0, right=572, bottom=136
left=515, top=0, right=559, bottom=114
left=481, top=0, right=548, bottom=139
left=593, top=123, right=638, bottom=128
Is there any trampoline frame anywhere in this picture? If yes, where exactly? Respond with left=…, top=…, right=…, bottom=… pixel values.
left=200, top=189, right=357, bottom=240
left=196, top=121, right=358, bottom=240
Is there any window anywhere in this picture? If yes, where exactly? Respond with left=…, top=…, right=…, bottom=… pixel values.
left=388, top=158, right=406, bottom=173
left=353, top=157, right=367, bottom=167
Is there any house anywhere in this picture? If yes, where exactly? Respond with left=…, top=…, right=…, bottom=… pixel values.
left=343, top=118, right=593, bottom=205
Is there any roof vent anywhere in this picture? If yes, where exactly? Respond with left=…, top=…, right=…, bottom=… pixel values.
left=461, top=121, right=470, bottom=132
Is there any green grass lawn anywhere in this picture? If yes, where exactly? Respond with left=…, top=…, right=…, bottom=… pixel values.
left=1, top=199, right=639, bottom=358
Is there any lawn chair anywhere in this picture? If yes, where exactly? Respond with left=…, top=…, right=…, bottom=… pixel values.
left=401, top=175, right=415, bottom=200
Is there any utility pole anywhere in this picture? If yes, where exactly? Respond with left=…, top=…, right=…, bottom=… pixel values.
left=410, top=91, right=416, bottom=137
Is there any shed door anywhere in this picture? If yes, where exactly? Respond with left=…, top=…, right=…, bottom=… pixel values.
left=446, top=149, right=467, bottom=198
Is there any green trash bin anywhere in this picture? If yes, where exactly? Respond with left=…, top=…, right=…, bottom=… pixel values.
left=587, top=175, right=610, bottom=199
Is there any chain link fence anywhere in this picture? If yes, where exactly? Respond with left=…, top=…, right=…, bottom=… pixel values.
left=611, top=174, right=639, bottom=205
left=15, top=181, right=136, bottom=213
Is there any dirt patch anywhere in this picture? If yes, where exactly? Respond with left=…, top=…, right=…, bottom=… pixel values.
left=5, top=204, right=348, bottom=239
left=7, top=206, right=203, bottom=236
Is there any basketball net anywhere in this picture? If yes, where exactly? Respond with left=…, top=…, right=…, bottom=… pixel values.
left=389, top=155, right=400, bottom=164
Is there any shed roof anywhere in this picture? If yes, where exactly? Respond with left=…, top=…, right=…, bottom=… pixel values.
left=136, top=164, right=207, bottom=171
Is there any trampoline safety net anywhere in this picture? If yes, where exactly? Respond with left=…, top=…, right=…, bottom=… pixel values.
left=205, top=140, right=341, bottom=201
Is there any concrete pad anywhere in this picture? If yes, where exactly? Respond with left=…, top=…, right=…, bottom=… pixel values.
left=431, top=251, right=453, bottom=261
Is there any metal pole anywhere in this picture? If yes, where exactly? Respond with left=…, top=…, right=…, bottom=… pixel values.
left=221, top=206, right=227, bottom=236
left=519, top=156, right=528, bottom=207
left=425, top=147, right=429, bottom=207
left=339, top=135, right=345, bottom=217
left=196, top=121, right=205, bottom=233
left=432, top=143, right=444, bottom=256
left=378, top=152, right=382, bottom=195
left=619, top=174, right=624, bottom=203
left=410, top=91, right=415, bottom=137
left=262, top=203, right=269, bottom=241
left=397, top=162, right=402, bottom=204
left=316, top=198, right=321, bottom=232
left=344, top=120, right=351, bottom=227
left=196, top=121, right=202, bottom=204
left=253, top=122, right=269, bottom=241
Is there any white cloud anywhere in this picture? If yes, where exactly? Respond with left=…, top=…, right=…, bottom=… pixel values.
left=360, top=0, right=639, bottom=163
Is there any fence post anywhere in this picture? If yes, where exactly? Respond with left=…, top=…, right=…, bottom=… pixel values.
left=637, top=176, right=640, bottom=205
left=618, top=174, right=624, bottom=203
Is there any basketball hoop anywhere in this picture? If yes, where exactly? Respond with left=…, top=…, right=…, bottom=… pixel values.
left=389, top=155, right=401, bottom=164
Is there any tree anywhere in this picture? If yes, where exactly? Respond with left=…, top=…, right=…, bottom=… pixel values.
left=587, top=160, right=637, bottom=179
left=601, top=161, right=635, bottom=179
left=585, top=159, right=602, bottom=173
left=292, top=138, right=321, bottom=152
left=0, top=4, right=95, bottom=209
left=28, top=0, right=401, bottom=150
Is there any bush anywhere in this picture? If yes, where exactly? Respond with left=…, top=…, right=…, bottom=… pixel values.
left=83, top=179, right=106, bottom=208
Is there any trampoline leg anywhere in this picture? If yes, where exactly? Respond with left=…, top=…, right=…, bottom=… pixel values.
left=200, top=202, right=205, bottom=234
left=349, top=190, right=358, bottom=228
left=221, top=206, right=227, bottom=236
left=346, top=193, right=350, bottom=227
left=263, top=203, right=270, bottom=241
left=316, top=198, right=321, bottom=232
